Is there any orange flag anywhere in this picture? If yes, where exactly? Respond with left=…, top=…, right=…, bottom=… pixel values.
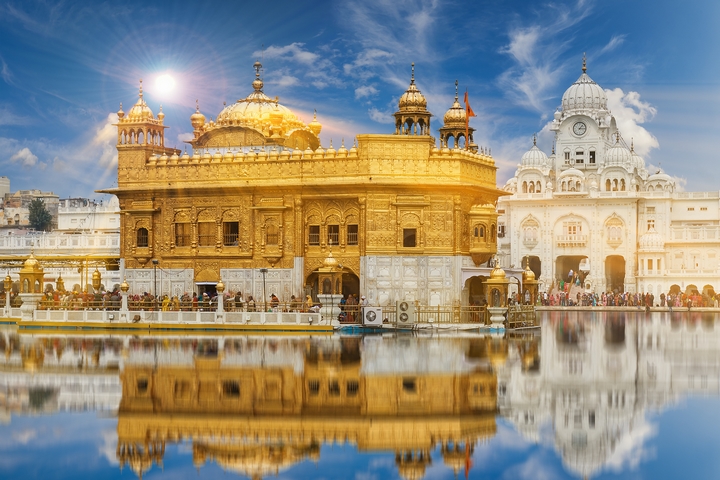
left=464, top=90, right=476, bottom=150
left=464, top=90, right=476, bottom=118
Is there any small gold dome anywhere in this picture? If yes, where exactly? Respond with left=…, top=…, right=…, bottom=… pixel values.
left=127, top=80, right=155, bottom=121
left=443, top=82, right=466, bottom=126
left=117, top=102, right=125, bottom=119
left=308, top=110, right=322, bottom=136
left=216, top=280, right=225, bottom=293
left=120, top=278, right=129, bottom=292
left=490, top=266, right=506, bottom=279
left=398, top=63, right=428, bottom=112
left=522, top=265, right=536, bottom=282
left=323, top=251, right=339, bottom=269
left=191, top=100, right=206, bottom=130
left=157, top=105, right=165, bottom=123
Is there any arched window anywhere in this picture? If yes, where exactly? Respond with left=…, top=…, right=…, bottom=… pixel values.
left=620, top=179, right=626, bottom=191
left=266, top=224, right=279, bottom=245
left=474, top=226, right=479, bottom=237
left=536, top=181, right=542, bottom=192
left=529, top=182, right=535, bottom=193
left=613, top=179, right=618, bottom=191
left=137, top=228, right=149, bottom=248
left=522, top=181, right=528, bottom=193
left=479, top=226, right=485, bottom=238
left=606, top=179, right=611, bottom=191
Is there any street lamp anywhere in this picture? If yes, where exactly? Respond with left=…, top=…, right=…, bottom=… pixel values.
left=152, top=259, right=159, bottom=310
left=4, top=273, right=12, bottom=317
left=259, top=268, right=268, bottom=312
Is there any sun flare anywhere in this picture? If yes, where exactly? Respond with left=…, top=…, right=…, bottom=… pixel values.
left=155, top=74, right=176, bottom=95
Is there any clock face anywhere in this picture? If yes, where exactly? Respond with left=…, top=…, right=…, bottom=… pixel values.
left=573, top=121, right=587, bottom=136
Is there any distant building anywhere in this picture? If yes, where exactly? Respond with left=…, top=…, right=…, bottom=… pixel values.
left=0, top=186, right=59, bottom=230
left=498, top=57, right=720, bottom=298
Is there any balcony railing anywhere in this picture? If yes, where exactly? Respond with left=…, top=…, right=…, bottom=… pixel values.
left=556, top=235, right=588, bottom=247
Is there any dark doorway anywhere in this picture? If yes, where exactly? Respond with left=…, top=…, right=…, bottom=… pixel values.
left=605, top=256, right=626, bottom=293
left=556, top=255, right=588, bottom=283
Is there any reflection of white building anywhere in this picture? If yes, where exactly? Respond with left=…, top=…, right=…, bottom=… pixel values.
left=497, top=311, right=720, bottom=478
left=498, top=59, right=720, bottom=297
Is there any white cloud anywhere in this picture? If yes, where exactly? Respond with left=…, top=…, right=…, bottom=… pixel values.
left=0, top=106, right=32, bottom=126
left=497, top=0, right=593, bottom=113
left=272, top=75, right=300, bottom=87
left=0, top=55, right=12, bottom=85
left=600, top=34, right=627, bottom=56
left=262, top=42, right=319, bottom=65
left=177, top=132, right=194, bottom=143
left=368, top=107, right=393, bottom=124
left=12, top=428, right=37, bottom=444
left=604, top=417, right=657, bottom=472
left=9, top=147, right=38, bottom=166
left=355, top=85, right=378, bottom=99
left=605, top=87, right=659, bottom=157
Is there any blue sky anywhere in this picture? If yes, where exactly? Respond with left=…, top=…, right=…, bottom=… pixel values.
left=0, top=0, right=719, bottom=199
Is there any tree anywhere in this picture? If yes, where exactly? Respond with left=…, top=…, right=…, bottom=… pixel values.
left=28, top=198, right=53, bottom=231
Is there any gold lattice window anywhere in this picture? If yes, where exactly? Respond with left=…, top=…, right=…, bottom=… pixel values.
left=198, top=222, right=215, bottom=246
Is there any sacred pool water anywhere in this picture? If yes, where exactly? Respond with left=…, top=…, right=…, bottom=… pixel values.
left=1, top=311, right=719, bottom=480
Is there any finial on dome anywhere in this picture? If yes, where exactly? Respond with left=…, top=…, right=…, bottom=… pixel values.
left=630, top=138, right=634, bottom=152
left=195, top=99, right=199, bottom=112
left=138, top=79, right=143, bottom=98
left=552, top=141, right=556, bottom=155
left=252, top=61, right=264, bottom=92
left=341, top=138, right=345, bottom=147
left=582, top=53, right=587, bottom=73
left=313, top=109, right=317, bottom=120
left=411, top=63, right=415, bottom=84
left=454, top=79, right=459, bottom=100
left=533, top=134, right=537, bottom=146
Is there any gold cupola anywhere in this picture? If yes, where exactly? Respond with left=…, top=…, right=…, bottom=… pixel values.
left=394, top=63, right=432, bottom=136
left=190, top=100, right=206, bottom=132
left=308, top=110, right=322, bottom=137
left=439, top=80, right=476, bottom=150
left=189, top=62, right=320, bottom=151
left=126, top=80, right=155, bottom=122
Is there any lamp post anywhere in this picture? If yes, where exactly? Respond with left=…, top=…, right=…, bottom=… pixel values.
left=152, top=259, right=159, bottom=310
left=4, top=273, right=11, bottom=317
left=259, top=268, right=268, bottom=312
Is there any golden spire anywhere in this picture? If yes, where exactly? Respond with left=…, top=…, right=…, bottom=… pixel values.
left=582, top=53, right=587, bottom=73
left=411, top=62, right=415, bottom=84
left=454, top=79, right=459, bottom=101
left=138, top=79, right=144, bottom=98
left=252, top=61, right=264, bottom=92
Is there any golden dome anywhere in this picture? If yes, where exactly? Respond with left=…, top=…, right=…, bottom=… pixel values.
left=191, top=100, right=206, bottom=130
left=157, top=104, right=165, bottom=123
left=192, top=62, right=320, bottom=151
left=117, top=102, right=125, bottom=119
left=443, top=81, right=466, bottom=126
left=490, top=266, right=506, bottom=279
left=398, top=63, right=428, bottom=112
left=522, top=264, right=536, bottom=282
left=323, top=251, right=339, bottom=269
left=21, top=253, right=43, bottom=274
left=126, top=80, right=155, bottom=122
left=308, top=110, right=322, bottom=136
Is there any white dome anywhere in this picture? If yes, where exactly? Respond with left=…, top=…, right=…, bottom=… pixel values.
left=648, top=171, right=673, bottom=184
left=521, top=144, right=548, bottom=167
left=559, top=167, right=585, bottom=179
left=639, top=228, right=664, bottom=250
left=561, top=63, right=607, bottom=112
left=605, top=142, right=632, bottom=167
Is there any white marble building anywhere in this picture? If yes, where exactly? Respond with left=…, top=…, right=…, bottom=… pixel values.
left=498, top=59, right=720, bottom=297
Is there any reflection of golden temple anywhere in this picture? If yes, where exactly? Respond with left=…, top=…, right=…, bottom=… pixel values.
left=117, top=440, right=164, bottom=480
left=116, top=337, right=498, bottom=479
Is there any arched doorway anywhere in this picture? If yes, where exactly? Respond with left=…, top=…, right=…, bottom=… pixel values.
left=522, top=255, right=541, bottom=280
left=556, top=255, right=588, bottom=284
left=669, top=284, right=681, bottom=295
left=605, top=255, right=625, bottom=293
left=466, top=275, right=488, bottom=306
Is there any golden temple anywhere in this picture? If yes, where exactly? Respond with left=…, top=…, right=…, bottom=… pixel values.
left=101, top=63, right=504, bottom=305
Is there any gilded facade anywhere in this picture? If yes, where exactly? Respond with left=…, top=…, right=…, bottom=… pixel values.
left=102, top=64, right=504, bottom=305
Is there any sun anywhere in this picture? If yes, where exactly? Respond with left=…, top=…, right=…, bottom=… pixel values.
left=155, top=74, right=176, bottom=95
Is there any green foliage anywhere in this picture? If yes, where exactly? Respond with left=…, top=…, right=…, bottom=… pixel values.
left=28, top=198, right=53, bottom=231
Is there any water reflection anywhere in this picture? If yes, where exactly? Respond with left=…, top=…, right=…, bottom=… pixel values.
left=2, top=311, right=720, bottom=479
